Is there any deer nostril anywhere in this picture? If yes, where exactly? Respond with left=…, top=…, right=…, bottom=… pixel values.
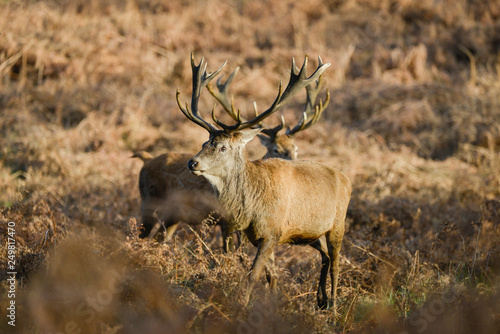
left=188, top=159, right=198, bottom=170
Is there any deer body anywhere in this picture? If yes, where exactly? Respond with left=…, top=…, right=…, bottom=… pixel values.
left=188, top=130, right=351, bottom=309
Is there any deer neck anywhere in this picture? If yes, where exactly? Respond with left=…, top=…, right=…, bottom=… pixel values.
left=206, top=151, right=260, bottom=231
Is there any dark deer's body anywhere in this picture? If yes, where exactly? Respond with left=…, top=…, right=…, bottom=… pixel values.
left=134, top=152, right=227, bottom=244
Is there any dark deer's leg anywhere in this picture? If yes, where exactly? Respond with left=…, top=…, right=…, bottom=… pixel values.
left=139, top=215, right=157, bottom=238
left=310, top=235, right=330, bottom=309
left=219, top=219, right=236, bottom=253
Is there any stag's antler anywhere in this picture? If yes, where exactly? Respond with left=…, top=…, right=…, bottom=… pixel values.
left=286, top=74, right=330, bottom=136
left=178, top=55, right=330, bottom=134
left=176, top=53, right=227, bottom=133
left=215, top=56, right=330, bottom=132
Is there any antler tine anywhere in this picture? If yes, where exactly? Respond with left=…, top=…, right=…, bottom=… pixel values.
left=302, top=89, right=330, bottom=130
left=177, top=54, right=227, bottom=133
left=251, top=101, right=285, bottom=138
left=278, top=56, right=329, bottom=110
left=304, top=74, right=325, bottom=115
left=230, top=56, right=330, bottom=132
left=176, top=90, right=216, bottom=133
left=206, top=67, right=240, bottom=121
left=286, top=73, right=331, bottom=136
left=211, top=105, right=243, bottom=132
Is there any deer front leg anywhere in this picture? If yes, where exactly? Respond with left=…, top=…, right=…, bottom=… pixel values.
left=244, top=238, right=276, bottom=305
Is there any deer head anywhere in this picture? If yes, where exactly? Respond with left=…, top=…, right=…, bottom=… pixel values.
left=258, top=74, right=330, bottom=159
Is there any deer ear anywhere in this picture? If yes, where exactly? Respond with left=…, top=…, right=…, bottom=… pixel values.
left=239, top=128, right=262, bottom=145
left=257, top=134, right=272, bottom=146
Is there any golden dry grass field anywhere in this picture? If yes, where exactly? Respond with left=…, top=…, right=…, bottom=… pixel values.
left=0, top=0, right=499, bottom=333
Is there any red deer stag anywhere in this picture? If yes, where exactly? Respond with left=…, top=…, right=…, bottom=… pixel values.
left=178, top=55, right=351, bottom=311
left=134, top=62, right=329, bottom=252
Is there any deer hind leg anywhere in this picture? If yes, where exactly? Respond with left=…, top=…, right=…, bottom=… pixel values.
left=310, top=236, right=330, bottom=309
left=245, top=238, right=277, bottom=305
left=327, top=204, right=347, bottom=314
left=327, top=230, right=344, bottom=315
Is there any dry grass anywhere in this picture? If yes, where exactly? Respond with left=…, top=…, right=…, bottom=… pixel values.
left=1, top=0, right=499, bottom=333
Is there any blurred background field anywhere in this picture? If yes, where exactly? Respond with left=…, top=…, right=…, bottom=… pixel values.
left=0, top=0, right=499, bottom=333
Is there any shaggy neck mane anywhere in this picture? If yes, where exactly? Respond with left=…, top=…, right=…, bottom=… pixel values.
left=216, top=152, right=268, bottom=231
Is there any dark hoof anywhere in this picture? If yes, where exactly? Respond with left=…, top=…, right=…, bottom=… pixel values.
left=138, top=225, right=153, bottom=238
left=317, top=298, right=329, bottom=310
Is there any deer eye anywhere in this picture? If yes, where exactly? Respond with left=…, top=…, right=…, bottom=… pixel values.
left=219, top=146, right=227, bottom=152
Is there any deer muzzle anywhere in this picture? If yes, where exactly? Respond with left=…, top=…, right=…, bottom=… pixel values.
left=187, top=159, right=203, bottom=175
